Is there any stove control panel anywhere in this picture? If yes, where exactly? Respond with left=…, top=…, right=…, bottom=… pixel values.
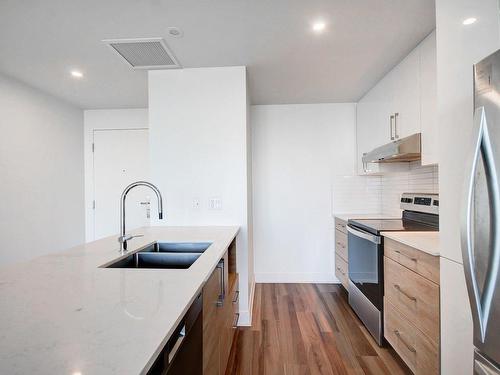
left=400, top=193, right=439, bottom=215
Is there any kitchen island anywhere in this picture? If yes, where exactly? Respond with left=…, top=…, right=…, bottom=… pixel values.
left=0, top=226, right=239, bottom=375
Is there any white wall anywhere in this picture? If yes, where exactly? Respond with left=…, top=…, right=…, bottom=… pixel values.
left=83, top=109, right=148, bottom=241
left=148, top=67, right=253, bottom=324
left=251, top=103, right=357, bottom=283
left=0, top=73, right=84, bottom=266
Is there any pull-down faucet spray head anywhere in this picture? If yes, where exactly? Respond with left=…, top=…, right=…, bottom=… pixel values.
left=118, top=181, right=164, bottom=251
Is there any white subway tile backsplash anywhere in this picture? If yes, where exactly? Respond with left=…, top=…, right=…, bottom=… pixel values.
left=332, top=163, right=438, bottom=218
left=381, top=163, right=439, bottom=216
left=332, top=175, right=382, bottom=214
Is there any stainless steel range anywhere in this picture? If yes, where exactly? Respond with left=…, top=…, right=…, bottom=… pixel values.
left=346, top=193, right=439, bottom=345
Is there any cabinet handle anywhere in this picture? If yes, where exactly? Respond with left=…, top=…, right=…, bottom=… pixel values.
left=168, top=324, right=186, bottom=363
left=394, top=330, right=416, bottom=353
left=216, top=260, right=225, bottom=307
left=394, top=284, right=417, bottom=301
left=232, top=313, right=240, bottom=328
left=395, top=250, right=417, bottom=262
left=336, top=241, right=345, bottom=248
left=232, top=290, right=239, bottom=304
left=390, top=115, right=395, bottom=140
left=394, top=112, right=399, bottom=139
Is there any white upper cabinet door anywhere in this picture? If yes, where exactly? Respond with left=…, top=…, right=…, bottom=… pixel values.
left=378, top=68, right=397, bottom=142
left=420, top=30, right=438, bottom=166
left=356, top=81, right=389, bottom=174
left=391, top=47, right=421, bottom=139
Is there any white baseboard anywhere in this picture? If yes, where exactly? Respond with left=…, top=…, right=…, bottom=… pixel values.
left=254, top=272, right=338, bottom=283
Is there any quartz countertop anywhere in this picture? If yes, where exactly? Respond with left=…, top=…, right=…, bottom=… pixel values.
left=381, top=231, right=440, bottom=256
left=334, top=213, right=400, bottom=221
left=0, top=226, right=239, bottom=375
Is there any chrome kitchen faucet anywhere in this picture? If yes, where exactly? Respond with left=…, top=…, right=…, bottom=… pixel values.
left=118, top=181, right=163, bottom=251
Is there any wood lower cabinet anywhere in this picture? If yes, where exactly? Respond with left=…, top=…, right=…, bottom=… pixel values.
left=334, top=217, right=349, bottom=291
left=383, top=239, right=440, bottom=375
left=203, top=247, right=239, bottom=375
left=385, top=299, right=439, bottom=375
left=335, top=254, right=348, bottom=290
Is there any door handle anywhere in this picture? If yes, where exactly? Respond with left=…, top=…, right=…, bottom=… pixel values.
left=347, top=225, right=381, bottom=244
left=461, top=106, right=500, bottom=341
left=394, top=112, right=399, bottom=139
left=390, top=115, right=395, bottom=140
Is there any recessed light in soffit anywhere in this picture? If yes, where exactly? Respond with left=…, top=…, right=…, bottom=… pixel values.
left=102, top=37, right=181, bottom=69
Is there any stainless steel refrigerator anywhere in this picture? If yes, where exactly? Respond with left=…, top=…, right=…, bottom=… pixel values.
left=462, top=49, right=500, bottom=375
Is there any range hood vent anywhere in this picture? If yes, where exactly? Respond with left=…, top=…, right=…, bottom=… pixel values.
left=102, top=37, right=181, bottom=69
left=362, top=133, right=421, bottom=164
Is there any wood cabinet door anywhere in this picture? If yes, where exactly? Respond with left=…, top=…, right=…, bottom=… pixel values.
left=384, top=257, right=440, bottom=343
left=218, top=251, right=233, bottom=375
left=203, top=264, right=222, bottom=375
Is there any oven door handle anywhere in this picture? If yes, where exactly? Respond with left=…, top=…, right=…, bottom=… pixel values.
left=347, top=225, right=381, bottom=244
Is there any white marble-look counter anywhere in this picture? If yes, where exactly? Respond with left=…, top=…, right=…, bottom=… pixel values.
left=0, top=226, right=239, bottom=375
left=334, top=213, right=399, bottom=221
left=382, top=231, right=440, bottom=256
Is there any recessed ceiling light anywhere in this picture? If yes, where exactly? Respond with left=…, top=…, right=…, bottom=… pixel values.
left=312, top=21, right=326, bottom=33
left=70, top=70, right=83, bottom=78
left=167, top=27, right=184, bottom=38
left=462, top=17, right=477, bottom=25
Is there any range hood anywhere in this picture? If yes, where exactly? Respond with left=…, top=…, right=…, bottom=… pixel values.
left=362, top=133, right=421, bottom=163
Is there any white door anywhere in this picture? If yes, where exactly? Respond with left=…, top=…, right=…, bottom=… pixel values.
left=93, top=129, right=150, bottom=240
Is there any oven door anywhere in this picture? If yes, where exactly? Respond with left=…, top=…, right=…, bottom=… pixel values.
left=347, top=224, right=383, bottom=311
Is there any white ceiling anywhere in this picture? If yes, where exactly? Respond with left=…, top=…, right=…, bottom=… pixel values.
left=0, top=0, right=435, bottom=109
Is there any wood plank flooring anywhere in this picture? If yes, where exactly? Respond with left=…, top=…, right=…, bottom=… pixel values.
left=226, top=284, right=411, bottom=375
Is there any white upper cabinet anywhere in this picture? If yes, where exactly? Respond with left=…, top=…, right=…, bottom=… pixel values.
left=356, top=30, right=438, bottom=174
left=357, top=86, right=383, bottom=174
left=420, top=30, right=438, bottom=166
left=391, top=48, right=421, bottom=139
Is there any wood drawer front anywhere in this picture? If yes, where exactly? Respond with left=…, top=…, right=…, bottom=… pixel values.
left=384, top=299, right=439, bottom=375
left=335, top=229, right=348, bottom=261
left=335, top=254, right=349, bottom=290
left=385, top=237, right=440, bottom=284
left=384, top=256, right=439, bottom=343
left=335, top=218, right=347, bottom=234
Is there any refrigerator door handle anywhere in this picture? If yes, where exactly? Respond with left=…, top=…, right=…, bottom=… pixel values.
left=461, top=106, right=500, bottom=342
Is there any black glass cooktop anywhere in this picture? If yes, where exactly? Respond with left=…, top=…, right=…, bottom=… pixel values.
left=348, top=218, right=438, bottom=235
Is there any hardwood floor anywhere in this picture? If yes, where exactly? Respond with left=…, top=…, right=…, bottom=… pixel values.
left=226, top=284, right=411, bottom=375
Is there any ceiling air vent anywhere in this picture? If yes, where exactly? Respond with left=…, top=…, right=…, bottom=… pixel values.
left=102, top=37, right=181, bottom=69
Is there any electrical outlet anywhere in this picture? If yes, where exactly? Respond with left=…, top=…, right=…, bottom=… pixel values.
left=208, top=197, right=222, bottom=210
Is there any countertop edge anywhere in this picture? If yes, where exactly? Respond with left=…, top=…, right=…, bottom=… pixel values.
left=381, top=231, right=440, bottom=257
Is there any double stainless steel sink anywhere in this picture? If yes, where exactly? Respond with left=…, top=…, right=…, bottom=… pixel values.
left=105, top=242, right=212, bottom=269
